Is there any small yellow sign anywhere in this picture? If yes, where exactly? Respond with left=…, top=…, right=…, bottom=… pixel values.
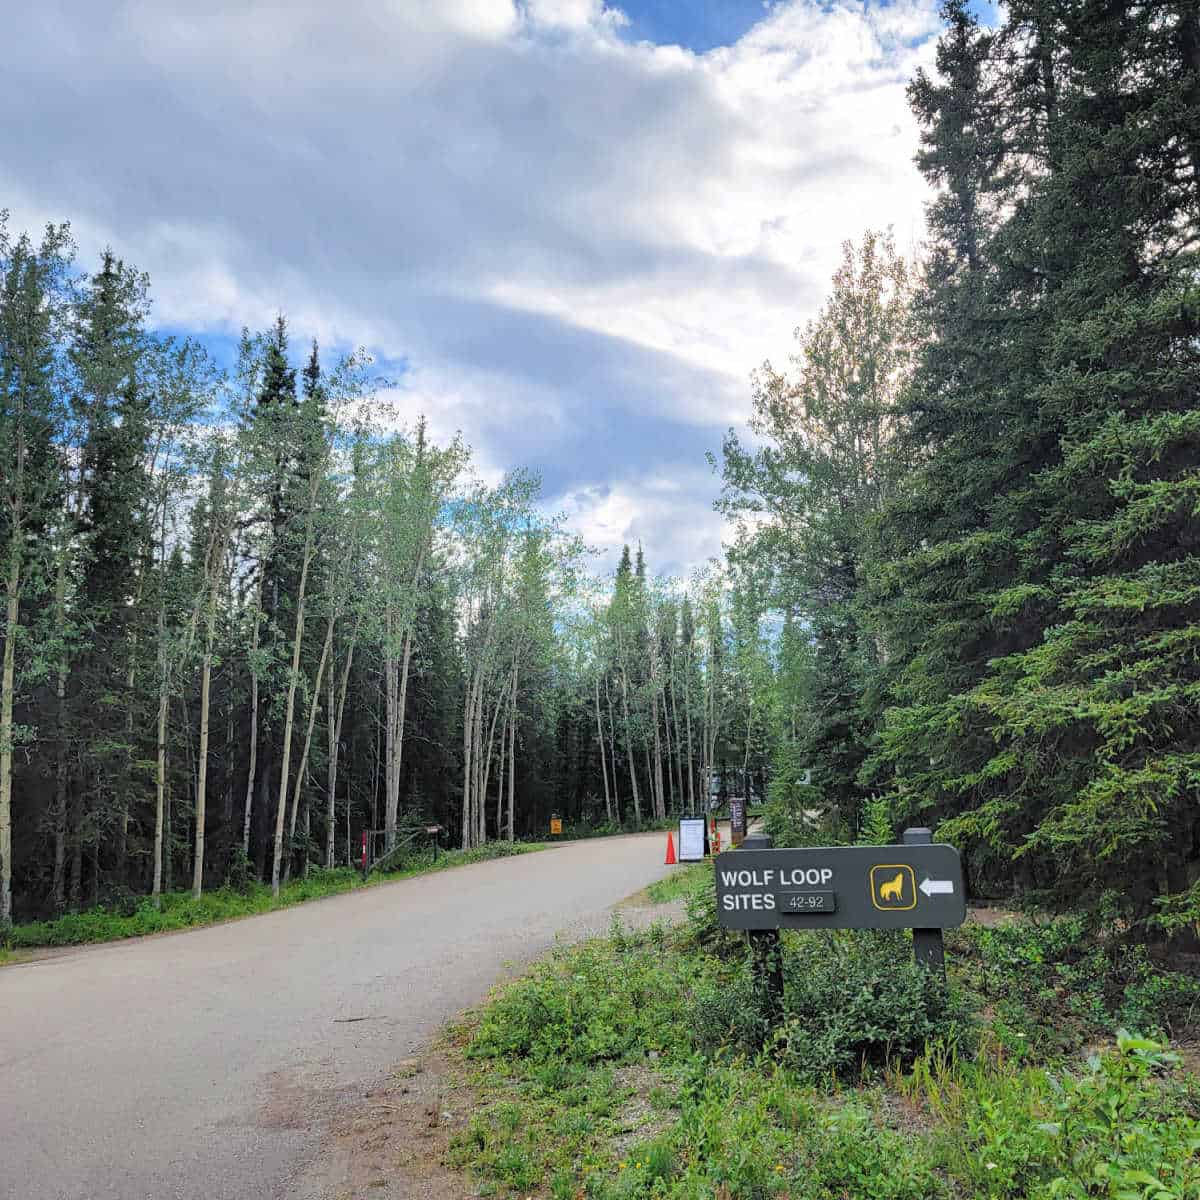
left=550, top=818, right=563, bottom=835
left=870, top=864, right=916, bottom=911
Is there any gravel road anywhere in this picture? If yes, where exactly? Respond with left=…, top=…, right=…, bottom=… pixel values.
left=0, top=832, right=675, bottom=1200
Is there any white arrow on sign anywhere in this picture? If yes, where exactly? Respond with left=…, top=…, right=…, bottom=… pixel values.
left=919, top=877, right=955, bottom=897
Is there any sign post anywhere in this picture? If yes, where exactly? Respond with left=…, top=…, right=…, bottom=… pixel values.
left=714, top=828, right=965, bottom=977
left=903, top=826, right=945, bottom=970
left=730, top=795, right=747, bottom=847
left=741, top=831, right=783, bottom=1017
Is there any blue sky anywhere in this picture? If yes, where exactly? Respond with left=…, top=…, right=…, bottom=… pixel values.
left=5, top=0, right=949, bottom=576
left=618, top=0, right=769, bottom=50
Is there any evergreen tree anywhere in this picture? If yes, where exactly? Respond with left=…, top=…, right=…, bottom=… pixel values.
left=0, top=221, right=72, bottom=930
left=871, top=0, right=1200, bottom=921
left=69, top=250, right=152, bottom=900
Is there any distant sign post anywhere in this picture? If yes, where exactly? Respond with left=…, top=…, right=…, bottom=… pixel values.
left=550, top=816, right=563, bottom=836
left=730, top=796, right=746, bottom=847
left=716, top=828, right=965, bottom=979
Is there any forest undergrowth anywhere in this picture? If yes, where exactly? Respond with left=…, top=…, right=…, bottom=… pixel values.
left=443, top=862, right=1200, bottom=1199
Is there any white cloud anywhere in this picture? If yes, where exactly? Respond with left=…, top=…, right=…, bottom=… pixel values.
left=2, top=0, right=941, bottom=574
left=561, top=467, right=729, bottom=578
left=521, top=0, right=627, bottom=33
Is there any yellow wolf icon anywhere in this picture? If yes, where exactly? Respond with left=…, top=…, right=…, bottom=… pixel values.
left=879, top=871, right=905, bottom=903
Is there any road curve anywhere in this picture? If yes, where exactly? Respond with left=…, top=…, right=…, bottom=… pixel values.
left=0, top=832, right=675, bottom=1200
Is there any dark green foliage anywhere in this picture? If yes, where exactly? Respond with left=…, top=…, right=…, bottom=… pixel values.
left=762, top=742, right=830, bottom=847
left=951, top=914, right=1200, bottom=1053
left=693, top=930, right=976, bottom=1079
left=866, top=0, right=1200, bottom=922
left=469, top=925, right=708, bottom=1066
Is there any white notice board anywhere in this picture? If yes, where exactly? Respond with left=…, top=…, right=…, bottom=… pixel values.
left=678, top=818, right=707, bottom=862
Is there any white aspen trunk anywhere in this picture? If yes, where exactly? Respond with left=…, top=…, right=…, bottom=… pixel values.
left=706, top=661, right=719, bottom=805
left=618, top=667, right=642, bottom=828
left=326, top=615, right=359, bottom=867
left=743, top=699, right=754, bottom=809
left=383, top=642, right=399, bottom=852
left=153, top=666, right=168, bottom=906
left=480, top=675, right=506, bottom=839
left=53, top=663, right=67, bottom=909
left=683, top=655, right=695, bottom=815
left=469, top=685, right=481, bottom=848
left=300, top=766, right=311, bottom=879
left=385, top=655, right=398, bottom=849
left=474, top=680, right=487, bottom=846
left=191, top=575, right=220, bottom=899
left=669, top=673, right=684, bottom=814
left=326, top=662, right=336, bottom=869
left=384, top=541, right=427, bottom=852
left=392, top=624, right=415, bottom=835
left=507, top=665, right=517, bottom=842
left=242, top=588, right=262, bottom=857
left=119, top=543, right=151, bottom=880
left=650, top=685, right=665, bottom=820
left=643, top=742, right=654, bottom=825
left=462, top=667, right=477, bottom=849
left=52, top=540, right=69, bottom=911
left=661, top=679, right=675, bottom=814
left=151, top=495, right=170, bottom=907
left=605, top=674, right=620, bottom=822
left=495, top=710, right=506, bottom=838
left=594, top=673, right=612, bottom=824
left=470, top=676, right=484, bottom=844
left=284, top=616, right=333, bottom=881
left=271, top=513, right=316, bottom=896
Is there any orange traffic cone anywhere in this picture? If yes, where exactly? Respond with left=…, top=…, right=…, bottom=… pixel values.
left=664, top=831, right=677, bottom=865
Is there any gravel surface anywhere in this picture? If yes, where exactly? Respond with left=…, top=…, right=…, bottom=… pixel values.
left=0, top=832, right=676, bottom=1200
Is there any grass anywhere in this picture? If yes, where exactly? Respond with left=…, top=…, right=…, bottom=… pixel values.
left=444, top=866, right=1200, bottom=1199
left=6, top=840, right=548, bottom=951
left=644, top=862, right=711, bottom=905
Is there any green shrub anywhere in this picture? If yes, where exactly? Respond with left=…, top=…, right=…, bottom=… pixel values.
left=935, top=1034, right=1200, bottom=1198
left=762, top=741, right=833, bottom=847
left=775, top=930, right=976, bottom=1078
left=467, top=932, right=710, bottom=1066
left=224, top=848, right=257, bottom=894
left=691, top=929, right=977, bottom=1080
left=589, top=1064, right=947, bottom=1200
left=951, top=915, right=1200, bottom=1053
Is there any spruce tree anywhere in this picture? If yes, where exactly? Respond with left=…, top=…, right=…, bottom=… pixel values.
left=871, top=0, right=1200, bottom=921
left=69, top=251, right=152, bottom=899
left=0, top=222, right=72, bottom=929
